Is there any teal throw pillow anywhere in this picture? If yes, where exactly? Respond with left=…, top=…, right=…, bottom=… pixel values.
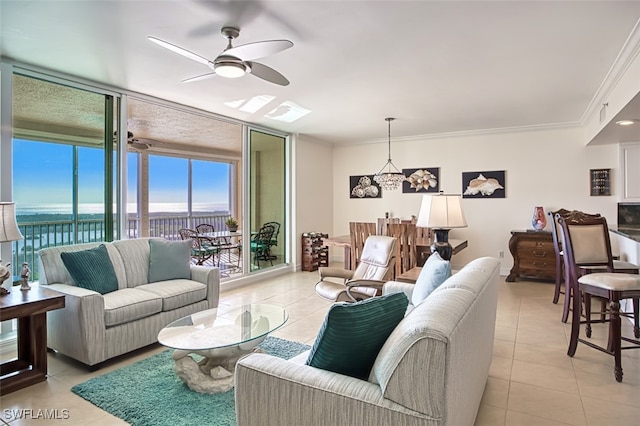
left=411, top=251, right=451, bottom=306
left=305, top=292, right=408, bottom=380
left=148, top=239, right=191, bottom=283
left=61, top=244, right=118, bottom=294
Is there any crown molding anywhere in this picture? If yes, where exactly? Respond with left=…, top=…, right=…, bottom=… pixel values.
left=348, top=121, right=581, bottom=146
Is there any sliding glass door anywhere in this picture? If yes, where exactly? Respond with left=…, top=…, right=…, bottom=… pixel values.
left=247, top=129, right=287, bottom=271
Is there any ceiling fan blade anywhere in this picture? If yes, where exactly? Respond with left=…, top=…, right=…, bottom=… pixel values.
left=225, top=40, right=293, bottom=61
left=147, top=36, right=211, bottom=66
left=247, top=61, right=290, bottom=86
left=181, top=73, right=217, bottom=83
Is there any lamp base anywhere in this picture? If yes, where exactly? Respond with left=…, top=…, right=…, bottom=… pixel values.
left=430, top=229, right=452, bottom=261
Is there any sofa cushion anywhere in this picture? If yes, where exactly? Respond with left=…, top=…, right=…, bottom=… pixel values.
left=411, top=251, right=451, bottom=306
left=112, top=238, right=152, bottom=287
left=136, top=280, right=207, bottom=311
left=103, top=288, right=163, bottom=327
left=148, top=239, right=191, bottom=283
left=305, top=292, right=408, bottom=380
left=60, top=244, right=119, bottom=294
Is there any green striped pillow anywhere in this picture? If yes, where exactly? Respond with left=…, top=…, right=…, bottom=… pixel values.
left=61, top=244, right=118, bottom=294
left=305, top=292, right=408, bottom=379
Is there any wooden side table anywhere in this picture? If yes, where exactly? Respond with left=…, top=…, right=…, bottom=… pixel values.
left=506, top=230, right=557, bottom=282
left=0, top=286, right=65, bottom=395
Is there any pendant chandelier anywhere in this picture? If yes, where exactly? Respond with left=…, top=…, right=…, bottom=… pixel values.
left=374, top=117, right=406, bottom=190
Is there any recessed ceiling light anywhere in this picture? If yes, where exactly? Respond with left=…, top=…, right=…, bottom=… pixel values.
left=615, top=119, right=638, bottom=126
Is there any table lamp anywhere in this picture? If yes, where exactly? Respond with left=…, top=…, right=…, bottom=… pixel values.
left=416, top=192, right=467, bottom=261
left=0, top=202, right=24, bottom=295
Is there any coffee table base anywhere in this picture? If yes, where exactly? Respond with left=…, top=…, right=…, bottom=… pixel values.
left=172, top=347, right=264, bottom=393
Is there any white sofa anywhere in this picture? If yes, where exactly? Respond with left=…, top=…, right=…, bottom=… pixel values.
left=235, top=257, right=500, bottom=426
left=38, top=238, right=219, bottom=367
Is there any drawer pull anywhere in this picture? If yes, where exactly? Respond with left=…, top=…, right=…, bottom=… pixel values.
left=532, top=250, right=547, bottom=258
left=533, top=261, right=547, bottom=268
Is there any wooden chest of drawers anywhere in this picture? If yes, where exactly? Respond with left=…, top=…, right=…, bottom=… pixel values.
left=506, top=230, right=556, bottom=282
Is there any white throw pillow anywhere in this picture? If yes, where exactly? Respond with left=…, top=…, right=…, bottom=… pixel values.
left=411, top=251, right=451, bottom=306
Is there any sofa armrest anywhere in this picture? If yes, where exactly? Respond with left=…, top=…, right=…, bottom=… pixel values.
left=189, top=265, right=220, bottom=309
left=44, top=283, right=106, bottom=366
left=382, top=280, right=415, bottom=300
left=236, top=353, right=423, bottom=426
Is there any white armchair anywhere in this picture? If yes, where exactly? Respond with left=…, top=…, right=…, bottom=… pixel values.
left=315, top=235, right=396, bottom=302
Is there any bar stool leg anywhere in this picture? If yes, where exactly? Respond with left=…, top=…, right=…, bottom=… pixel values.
left=634, top=298, right=639, bottom=339
left=568, top=282, right=581, bottom=357
left=562, top=268, right=572, bottom=323
left=609, top=300, right=623, bottom=382
left=584, top=293, right=593, bottom=338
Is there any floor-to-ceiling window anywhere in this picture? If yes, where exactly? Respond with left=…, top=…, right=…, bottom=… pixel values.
left=2, top=64, right=290, bottom=286
left=10, top=73, right=117, bottom=279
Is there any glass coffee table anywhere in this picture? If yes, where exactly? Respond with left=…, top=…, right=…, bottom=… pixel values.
left=158, top=304, right=288, bottom=393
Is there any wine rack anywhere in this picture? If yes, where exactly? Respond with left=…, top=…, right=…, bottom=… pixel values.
left=301, top=232, right=329, bottom=272
left=590, top=168, right=611, bottom=196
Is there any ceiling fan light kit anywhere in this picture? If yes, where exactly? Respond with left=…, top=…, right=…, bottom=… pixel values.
left=148, top=26, right=292, bottom=86
left=213, top=61, right=248, bottom=78
left=373, top=117, right=406, bottom=190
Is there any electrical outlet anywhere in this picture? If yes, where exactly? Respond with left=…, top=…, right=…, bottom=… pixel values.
left=499, top=251, right=504, bottom=258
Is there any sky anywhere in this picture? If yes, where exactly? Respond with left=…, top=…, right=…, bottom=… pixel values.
left=13, top=139, right=230, bottom=211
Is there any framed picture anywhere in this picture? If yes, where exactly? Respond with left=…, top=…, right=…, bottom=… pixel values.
left=350, top=175, right=382, bottom=199
left=462, top=170, right=506, bottom=198
left=402, top=167, right=440, bottom=193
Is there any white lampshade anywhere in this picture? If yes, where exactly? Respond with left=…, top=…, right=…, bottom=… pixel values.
left=0, top=202, right=24, bottom=242
left=416, top=194, right=467, bottom=229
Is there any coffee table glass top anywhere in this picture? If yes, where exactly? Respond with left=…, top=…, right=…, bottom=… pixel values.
left=158, top=304, right=288, bottom=351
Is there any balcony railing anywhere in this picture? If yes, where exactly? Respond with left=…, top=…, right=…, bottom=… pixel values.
left=12, top=213, right=231, bottom=281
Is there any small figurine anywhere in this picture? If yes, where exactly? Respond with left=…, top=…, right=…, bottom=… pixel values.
left=20, top=262, right=31, bottom=291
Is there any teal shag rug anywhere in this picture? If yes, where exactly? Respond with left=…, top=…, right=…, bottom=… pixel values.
left=71, top=336, right=310, bottom=426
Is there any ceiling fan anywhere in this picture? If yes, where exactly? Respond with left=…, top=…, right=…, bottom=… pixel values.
left=148, top=27, right=293, bottom=86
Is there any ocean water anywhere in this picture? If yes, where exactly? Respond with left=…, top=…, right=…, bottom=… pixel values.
left=16, top=202, right=230, bottom=216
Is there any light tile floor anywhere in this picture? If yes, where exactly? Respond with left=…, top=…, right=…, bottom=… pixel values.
left=1, top=270, right=639, bottom=425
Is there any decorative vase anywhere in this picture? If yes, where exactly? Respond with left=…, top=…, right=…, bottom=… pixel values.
left=531, top=206, right=547, bottom=231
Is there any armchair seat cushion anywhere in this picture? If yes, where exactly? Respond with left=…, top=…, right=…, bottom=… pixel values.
left=103, top=288, right=163, bottom=327
left=137, top=280, right=207, bottom=311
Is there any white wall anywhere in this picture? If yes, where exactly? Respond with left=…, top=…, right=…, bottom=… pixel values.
left=331, top=126, right=620, bottom=273
left=294, top=135, right=334, bottom=269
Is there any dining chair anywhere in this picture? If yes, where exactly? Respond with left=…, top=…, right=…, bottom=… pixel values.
left=315, top=235, right=397, bottom=302
left=251, top=224, right=275, bottom=269
left=262, top=221, right=281, bottom=260
left=386, top=223, right=418, bottom=280
left=377, top=217, right=400, bottom=236
left=558, top=215, right=640, bottom=382
left=195, top=223, right=215, bottom=234
left=178, top=228, right=219, bottom=266
left=349, top=222, right=377, bottom=270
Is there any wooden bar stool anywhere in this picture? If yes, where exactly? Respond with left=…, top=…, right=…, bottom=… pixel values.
left=558, top=215, right=640, bottom=382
